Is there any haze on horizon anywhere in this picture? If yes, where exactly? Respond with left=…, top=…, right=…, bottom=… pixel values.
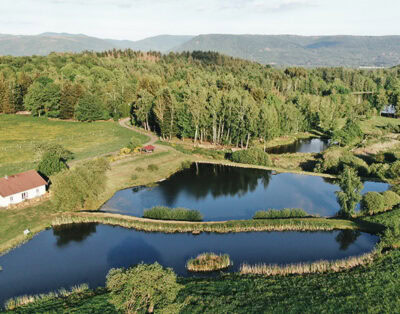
left=0, top=0, right=399, bottom=41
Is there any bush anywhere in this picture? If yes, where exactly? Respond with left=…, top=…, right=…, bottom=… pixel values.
left=143, top=206, right=203, bottom=221
left=360, top=192, right=385, bottom=215
left=37, top=152, right=67, bottom=177
left=186, top=253, right=231, bottom=272
left=135, top=167, right=144, bottom=172
left=388, top=161, right=400, bottom=180
left=106, top=263, right=184, bottom=314
left=253, top=208, right=308, bottom=219
left=369, top=163, right=390, bottom=180
left=127, top=136, right=142, bottom=150
left=147, top=164, right=159, bottom=172
left=382, top=190, right=400, bottom=209
left=231, top=147, right=271, bottom=166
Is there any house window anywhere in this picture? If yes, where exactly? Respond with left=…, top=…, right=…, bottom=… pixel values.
left=36, top=188, right=40, bottom=195
left=10, top=196, right=13, bottom=202
left=21, top=192, right=28, bottom=200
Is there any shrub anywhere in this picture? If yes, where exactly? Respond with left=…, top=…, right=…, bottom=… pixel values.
left=369, top=163, right=390, bottom=180
left=360, top=192, right=385, bottom=215
left=335, top=166, right=363, bottom=218
left=127, top=136, right=142, bottom=150
left=253, top=208, right=308, bottom=219
left=391, top=184, right=400, bottom=196
left=135, top=167, right=144, bottom=172
left=231, top=147, right=271, bottom=166
left=388, top=161, right=400, bottom=180
left=338, top=154, right=370, bottom=177
left=332, top=119, right=363, bottom=146
left=382, top=190, right=400, bottom=210
left=186, top=253, right=231, bottom=272
left=148, top=164, right=159, bottom=172
left=37, top=152, right=67, bottom=177
left=106, top=263, right=184, bottom=314
left=131, top=174, right=138, bottom=181
left=143, top=206, right=203, bottom=221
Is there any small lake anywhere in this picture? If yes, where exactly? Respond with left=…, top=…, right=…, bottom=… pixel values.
left=102, top=163, right=389, bottom=220
left=266, top=138, right=330, bottom=154
left=0, top=224, right=378, bottom=306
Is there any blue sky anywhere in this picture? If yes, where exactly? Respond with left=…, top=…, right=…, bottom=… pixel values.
left=0, top=0, right=399, bottom=40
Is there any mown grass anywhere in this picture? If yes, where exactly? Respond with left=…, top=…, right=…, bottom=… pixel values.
left=186, top=253, right=231, bottom=272
left=0, top=114, right=148, bottom=176
left=143, top=206, right=203, bottom=222
left=253, top=208, right=309, bottom=219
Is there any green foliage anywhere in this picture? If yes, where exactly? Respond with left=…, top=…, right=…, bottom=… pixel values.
left=127, top=136, right=142, bottom=150
left=37, top=152, right=67, bottom=177
left=36, top=143, right=74, bottom=162
left=143, top=206, right=203, bottom=221
left=186, top=253, right=231, bottom=272
left=383, top=190, right=400, bottom=209
left=361, top=192, right=385, bottom=215
left=52, top=158, right=110, bottom=211
left=147, top=164, right=159, bottom=172
left=231, top=147, right=271, bottom=166
left=75, top=94, right=105, bottom=122
left=106, top=263, right=183, bottom=314
left=253, top=208, right=308, bottom=219
left=180, top=160, right=192, bottom=170
left=388, top=161, right=400, bottom=180
left=24, top=81, right=61, bottom=117
left=332, top=119, right=363, bottom=146
left=335, top=166, right=363, bottom=217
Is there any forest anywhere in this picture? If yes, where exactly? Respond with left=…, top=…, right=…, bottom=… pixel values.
left=0, top=50, right=399, bottom=147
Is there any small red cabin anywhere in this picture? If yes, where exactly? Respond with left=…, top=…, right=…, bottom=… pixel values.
left=142, top=145, right=155, bottom=153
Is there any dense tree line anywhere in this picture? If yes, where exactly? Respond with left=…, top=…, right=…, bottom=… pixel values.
left=0, top=50, right=400, bottom=144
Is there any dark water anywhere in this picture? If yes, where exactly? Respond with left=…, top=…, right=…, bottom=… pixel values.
left=0, top=224, right=378, bottom=306
left=266, top=138, right=330, bottom=154
left=102, top=164, right=389, bottom=220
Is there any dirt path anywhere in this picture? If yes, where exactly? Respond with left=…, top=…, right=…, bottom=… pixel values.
left=118, top=118, right=159, bottom=146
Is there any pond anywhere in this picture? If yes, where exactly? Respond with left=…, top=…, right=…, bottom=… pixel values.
left=266, top=138, right=330, bottom=154
left=0, top=224, right=378, bottom=306
left=102, top=163, right=389, bottom=220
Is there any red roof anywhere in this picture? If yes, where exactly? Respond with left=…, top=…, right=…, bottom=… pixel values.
left=0, top=170, right=47, bottom=197
left=143, top=145, right=155, bottom=150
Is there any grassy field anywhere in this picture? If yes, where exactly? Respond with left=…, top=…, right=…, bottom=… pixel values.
left=0, top=115, right=148, bottom=177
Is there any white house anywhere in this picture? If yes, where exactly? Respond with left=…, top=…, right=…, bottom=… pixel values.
left=0, top=170, right=47, bottom=208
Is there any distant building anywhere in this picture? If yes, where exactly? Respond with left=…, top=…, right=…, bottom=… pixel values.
left=381, top=105, right=398, bottom=118
left=0, top=170, right=47, bottom=207
left=142, top=145, right=155, bottom=153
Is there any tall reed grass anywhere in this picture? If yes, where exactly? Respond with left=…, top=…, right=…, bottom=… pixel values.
left=186, top=253, right=231, bottom=272
left=4, top=284, right=89, bottom=310
left=143, top=206, right=203, bottom=221
left=240, top=251, right=376, bottom=276
left=253, top=208, right=308, bottom=219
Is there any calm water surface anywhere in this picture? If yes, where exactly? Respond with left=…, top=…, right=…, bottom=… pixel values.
left=0, top=224, right=378, bottom=306
left=102, top=163, right=389, bottom=220
left=266, top=138, right=330, bottom=154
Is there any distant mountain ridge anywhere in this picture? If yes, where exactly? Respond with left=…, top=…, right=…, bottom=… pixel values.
left=0, top=33, right=194, bottom=56
left=175, top=34, right=400, bottom=67
left=1, top=32, right=400, bottom=67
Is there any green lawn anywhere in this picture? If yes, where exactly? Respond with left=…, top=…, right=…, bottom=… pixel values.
left=0, top=115, right=148, bottom=177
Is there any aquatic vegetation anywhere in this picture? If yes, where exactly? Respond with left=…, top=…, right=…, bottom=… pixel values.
left=253, top=208, right=308, bottom=219
left=143, top=206, right=203, bottom=221
left=186, top=253, right=231, bottom=272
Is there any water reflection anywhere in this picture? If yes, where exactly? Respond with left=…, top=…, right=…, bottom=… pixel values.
left=53, top=223, right=97, bottom=247
left=102, top=164, right=389, bottom=220
left=0, top=224, right=378, bottom=306
left=266, top=138, right=330, bottom=154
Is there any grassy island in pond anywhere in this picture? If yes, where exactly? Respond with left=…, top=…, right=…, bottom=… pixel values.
left=143, top=206, right=203, bottom=221
left=186, top=253, right=232, bottom=272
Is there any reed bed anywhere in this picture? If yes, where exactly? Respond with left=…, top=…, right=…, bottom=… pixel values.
left=4, top=283, right=89, bottom=311
left=52, top=212, right=363, bottom=234
left=143, top=206, right=203, bottom=221
left=253, top=208, right=309, bottom=219
left=240, top=251, right=376, bottom=276
left=186, top=253, right=231, bottom=272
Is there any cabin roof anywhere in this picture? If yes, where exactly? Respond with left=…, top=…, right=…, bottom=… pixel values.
left=381, top=105, right=396, bottom=114
left=143, top=145, right=155, bottom=150
left=0, top=170, right=47, bottom=197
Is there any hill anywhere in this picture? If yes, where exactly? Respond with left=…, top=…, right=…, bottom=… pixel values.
left=174, top=34, right=400, bottom=67
left=0, top=33, right=193, bottom=56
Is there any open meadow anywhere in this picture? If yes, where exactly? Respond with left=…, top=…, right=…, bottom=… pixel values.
left=0, top=115, right=148, bottom=177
